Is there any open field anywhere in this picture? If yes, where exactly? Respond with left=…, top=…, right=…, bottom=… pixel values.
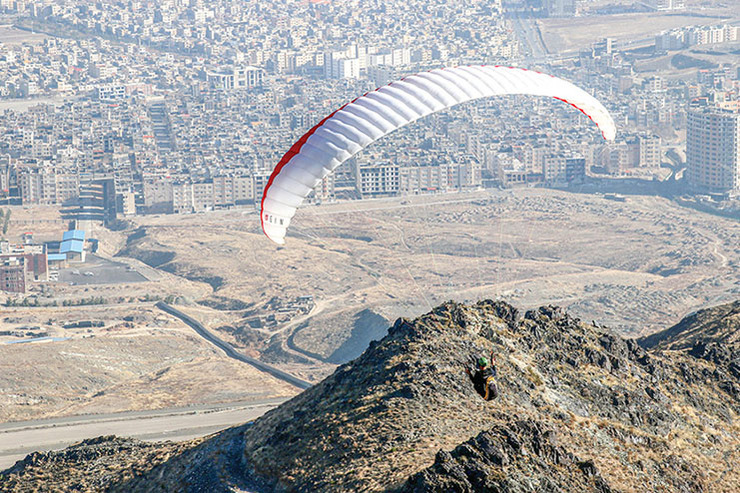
left=539, top=11, right=739, bottom=54
left=2, top=188, right=737, bottom=422
left=0, top=309, right=298, bottom=421
left=632, top=42, right=740, bottom=77
left=0, top=26, right=47, bottom=46
left=122, top=188, right=738, bottom=360
left=0, top=96, right=67, bottom=112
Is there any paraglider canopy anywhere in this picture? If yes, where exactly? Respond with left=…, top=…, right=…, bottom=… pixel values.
left=261, top=65, right=616, bottom=245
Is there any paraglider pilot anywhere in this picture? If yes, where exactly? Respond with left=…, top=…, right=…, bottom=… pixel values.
left=464, top=351, right=498, bottom=401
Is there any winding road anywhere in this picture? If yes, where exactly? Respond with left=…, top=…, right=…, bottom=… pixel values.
left=156, top=302, right=313, bottom=390
left=0, top=304, right=311, bottom=472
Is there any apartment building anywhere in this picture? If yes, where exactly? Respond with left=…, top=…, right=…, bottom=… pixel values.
left=687, top=106, right=740, bottom=193
left=355, top=163, right=399, bottom=198
left=18, top=168, right=80, bottom=205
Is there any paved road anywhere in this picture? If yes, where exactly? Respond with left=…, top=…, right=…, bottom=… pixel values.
left=157, top=302, right=313, bottom=390
left=0, top=397, right=288, bottom=471
left=511, top=14, right=548, bottom=59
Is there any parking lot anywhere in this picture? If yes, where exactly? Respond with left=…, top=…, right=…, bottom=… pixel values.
left=58, top=255, right=148, bottom=285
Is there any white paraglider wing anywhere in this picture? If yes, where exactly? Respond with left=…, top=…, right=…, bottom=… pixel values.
left=261, top=66, right=616, bottom=245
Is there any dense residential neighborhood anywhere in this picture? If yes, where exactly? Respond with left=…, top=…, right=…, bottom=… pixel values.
left=0, top=0, right=737, bottom=218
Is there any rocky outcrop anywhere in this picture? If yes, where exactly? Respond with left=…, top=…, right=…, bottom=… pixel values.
left=639, top=300, right=739, bottom=350
left=639, top=300, right=740, bottom=401
left=403, top=417, right=615, bottom=493
left=0, top=436, right=192, bottom=493
left=2, top=300, right=738, bottom=492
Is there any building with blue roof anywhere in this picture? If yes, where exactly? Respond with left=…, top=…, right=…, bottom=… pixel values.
left=47, top=253, right=68, bottom=269
left=59, top=230, right=86, bottom=262
left=62, top=230, right=86, bottom=242
left=60, top=239, right=84, bottom=253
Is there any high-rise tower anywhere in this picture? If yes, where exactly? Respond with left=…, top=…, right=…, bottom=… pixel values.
left=686, top=106, right=740, bottom=193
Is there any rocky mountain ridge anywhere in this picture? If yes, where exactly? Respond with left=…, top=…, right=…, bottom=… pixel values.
left=2, top=299, right=738, bottom=492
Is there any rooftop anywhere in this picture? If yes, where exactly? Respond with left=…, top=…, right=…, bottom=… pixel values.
left=60, top=239, right=84, bottom=254
left=62, top=230, right=86, bottom=241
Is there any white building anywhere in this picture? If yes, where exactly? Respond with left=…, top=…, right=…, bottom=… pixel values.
left=18, top=168, right=80, bottom=205
left=636, top=134, right=662, bottom=169
left=143, top=177, right=174, bottom=210
left=648, top=0, right=685, bottom=10
left=545, top=0, right=575, bottom=17
left=331, top=56, right=361, bottom=79
left=400, top=164, right=451, bottom=194
left=355, top=163, right=399, bottom=197
left=96, top=84, right=126, bottom=100
left=207, top=65, right=264, bottom=90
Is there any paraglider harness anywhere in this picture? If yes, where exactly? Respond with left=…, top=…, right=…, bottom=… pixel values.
left=464, top=352, right=498, bottom=401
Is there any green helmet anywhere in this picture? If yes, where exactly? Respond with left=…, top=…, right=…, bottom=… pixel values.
left=477, top=357, right=488, bottom=368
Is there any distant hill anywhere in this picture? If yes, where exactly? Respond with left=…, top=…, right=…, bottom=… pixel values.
left=638, top=300, right=739, bottom=351
left=2, top=299, right=738, bottom=492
